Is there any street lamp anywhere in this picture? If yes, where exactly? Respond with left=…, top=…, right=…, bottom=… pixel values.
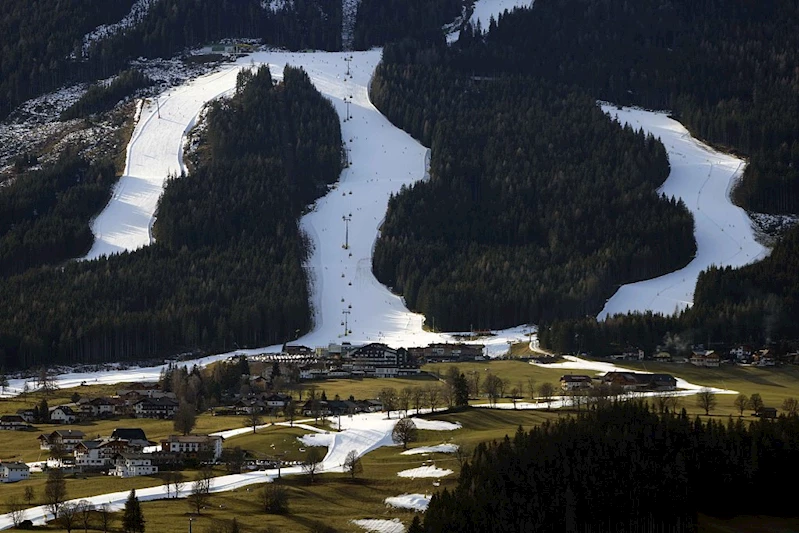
left=189, top=517, right=193, bottom=533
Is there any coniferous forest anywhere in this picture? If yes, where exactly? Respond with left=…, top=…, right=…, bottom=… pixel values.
left=421, top=402, right=799, bottom=533
left=371, top=40, right=695, bottom=331
left=458, top=0, right=799, bottom=214
left=0, top=0, right=344, bottom=121
left=0, top=65, right=342, bottom=370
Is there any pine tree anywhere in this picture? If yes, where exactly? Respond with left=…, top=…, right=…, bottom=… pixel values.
left=122, top=489, right=145, bottom=533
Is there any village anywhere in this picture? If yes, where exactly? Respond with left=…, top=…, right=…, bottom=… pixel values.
left=2, top=337, right=796, bottom=486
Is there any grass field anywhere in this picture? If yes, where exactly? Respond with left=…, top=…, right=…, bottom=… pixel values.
left=616, top=361, right=799, bottom=416
left=0, top=414, right=251, bottom=464
left=7, top=403, right=799, bottom=532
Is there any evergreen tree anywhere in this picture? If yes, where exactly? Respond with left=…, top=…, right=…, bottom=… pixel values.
left=122, top=489, right=145, bottom=533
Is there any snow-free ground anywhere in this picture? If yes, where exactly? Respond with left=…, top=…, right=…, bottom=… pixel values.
left=0, top=411, right=451, bottom=530
left=598, top=105, right=769, bottom=319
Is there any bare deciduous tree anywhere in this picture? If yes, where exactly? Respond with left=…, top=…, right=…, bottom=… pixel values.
left=748, top=393, right=764, bottom=416
left=734, top=394, right=749, bottom=416
left=59, top=502, right=79, bottom=533
left=696, top=388, right=717, bottom=415
left=538, top=382, right=556, bottom=410
left=782, top=397, right=799, bottom=417
left=99, top=503, right=114, bottom=533
left=380, top=387, right=398, bottom=419
left=260, top=483, right=289, bottom=514
left=24, top=486, right=35, bottom=506
left=45, top=468, right=68, bottom=520
left=188, top=469, right=212, bottom=514
left=426, top=385, right=441, bottom=413
left=301, top=447, right=324, bottom=483
left=391, top=417, right=418, bottom=449
left=77, top=499, right=94, bottom=533
left=411, top=387, right=425, bottom=415
left=343, top=449, right=362, bottom=479
left=8, top=497, right=25, bottom=528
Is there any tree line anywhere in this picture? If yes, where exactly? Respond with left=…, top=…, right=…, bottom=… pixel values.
left=0, top=65, right=342, bottom=370
left=370, top=39, right=695, bottom=331
left=420, top=401, right=799, bottom=532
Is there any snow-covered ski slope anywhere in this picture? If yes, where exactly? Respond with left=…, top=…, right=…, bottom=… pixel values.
left=84, top=66, right=244, bottom=259
left=598, top=106, right=768, bottom=319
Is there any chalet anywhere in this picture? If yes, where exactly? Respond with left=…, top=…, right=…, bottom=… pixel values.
left=74, top=439, right=130, bottom=468
left=691, top=350, right=720, bottom=367
left=560, top=375, right=593, bottom=391
left=110, top=428, right=152, bottom=449
left=653, top=351, right=672, bottom=363
left=753, top=349, right=776, bottom=367
left=730, top=345, right=754, bottom=362
left=284, top=344, right=314, bottom=356
left=16, top=409, right=36, bottom=423
left=134, top=396, right=179, bottom=419
left=302, top=399, right=332, bottom=417
left=0, top=462, right=30, bottom=483
left=343, top=343, right=420, bottom=377
left=49, top=405, right=78, bottom=424
left=38, top=429, right=85, bottom=451
left=601, top=372, right=644, bottom=391
left=160, top=435, right=223, bottom=460
left=757, top=407, right=778, bottom=419
left=600, top=372, right=677, bottom=392
left=233, top=398, right=266, bottom=415
left=264, top=393, right=291, bottom=410
left=411, top=343, right=486, bottom=363
left=647, top=374, right=678, bottom=391
left=0, top=414, right=30, bottom=431
left=79, top=397, right=122, bottom=418
left=111, top=453, right=158, bottom=478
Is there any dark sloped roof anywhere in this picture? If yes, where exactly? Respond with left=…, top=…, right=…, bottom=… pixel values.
left=111, top=428, right=148, bottom=441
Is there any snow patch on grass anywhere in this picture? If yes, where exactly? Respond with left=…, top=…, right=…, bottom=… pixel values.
left=352, top=518, right=405, bottom=533
left=401, top=443, right=458, bottom=455
left=385, top=493, right=431, bottom=511
left=397, top=465, right=453, bottom=478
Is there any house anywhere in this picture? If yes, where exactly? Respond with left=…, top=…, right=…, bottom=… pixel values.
left=38, top=429, right=86, bottom=451
left=653, top=351, right=672, bottom=362
left=647, top=374, right=678, bottom=391
left=411, top=343, right=486, bottom=363
left=16, top=409, right=36, bottom=423
left=560, top=375, right=593, bottom=391
left=74, top=439, right=130, bottom=468
left=233, top=398, right=266, bottom=415
left=757, top=407, right=778, bottom=419
left=342, top=343, right=420, bottom=377
left=601, top=372, right=644, bottom=391
left=284, top=344, right=314, bottom=356
left=111, top=453, right=158, bottom=478
left=691, top=350, right=720, bottom=367
left=264, top=393, right=291, bottom=410
left=79, top=397, right=122, bottom=418
left=0, top=462, right=30, bottom=483
left=0, top=414, right=31, bottom=431
left=160, top=435, right=224, bottom=461
left=110, top=428, right=152, bottom=449
left=49, top=405, right=78, bottom=424
left=134, top=396, right=179, bottom=419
